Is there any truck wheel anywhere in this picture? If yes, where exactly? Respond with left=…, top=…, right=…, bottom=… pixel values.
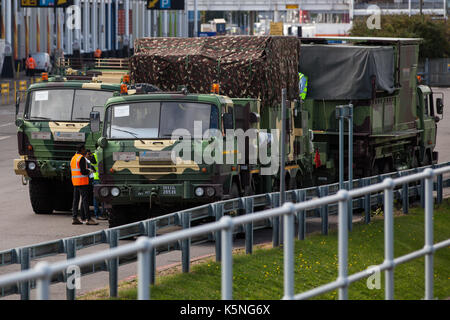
left=423, top=152, right=432, bottom=166
left=230, top=182, right=240, bottom=199
left=108, top=205, right=130, bottom=228
left=29, top=178, right=54, bottom=214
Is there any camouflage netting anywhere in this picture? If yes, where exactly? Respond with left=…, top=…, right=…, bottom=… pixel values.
left=130, top=36, right=300, bottom=107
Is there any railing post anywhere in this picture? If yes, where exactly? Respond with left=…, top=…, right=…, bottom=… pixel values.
left=347, top=104, right=353, bottom=232
left=137, top=237, right=152, bottom=300
left=320, top=186, right=329, bottom=235
left=384, top=178, right=395, bottom=300
left=20, top=248, right=30, bottom=300
left=215, top=203, right=223, bottom=262
left=65, top=239, right=76, bottom=300
left=424, top=169, right=435, bottom=300
left=245, top=198, right=254, bottom=255
left=420, top=178, right=425, bottom=208
left=35, top=261, right=52, bottom=300
left=147, top=221, right=156, bottom=285
left=402, top=172, right=409, bottom=214
left=364, top=178, right=371, bottom=224
left=108, top=229, right=119, bottom=298
left=221, top=216, right=234, bottom=300
left=337, top=190, right=349, bottom=300
left=272, top=193, right=280, bottom=247
left=181, top=213, right=191, bottom=273
left=436, top=173, right=443, bottom=205
left=283, top=203, right=295, bottom=300
left=297, top=190, right=306, bottom=240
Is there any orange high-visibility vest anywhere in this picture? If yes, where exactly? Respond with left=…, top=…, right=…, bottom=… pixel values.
left=94, top=49, right=102, bottom=58
left=70, top=153, right=89, bottom=186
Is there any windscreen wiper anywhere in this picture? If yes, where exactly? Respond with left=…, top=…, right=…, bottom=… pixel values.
left=113, top=128, right=146, bottom=144
left=30, top=116, right=52, bottom=120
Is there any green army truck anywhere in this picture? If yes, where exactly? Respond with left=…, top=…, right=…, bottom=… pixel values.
left=299, top=37, right=445, bottom=184
left=13, top=78, right=123, bottom=214
left=91, top=90, right=313, bottom=227
left=91, top=36, right=315, bottom=227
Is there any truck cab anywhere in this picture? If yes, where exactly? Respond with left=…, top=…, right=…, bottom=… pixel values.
left=416, top=85, right=444, bottom=165
left=13, top=77, right=122, bottom=214
left=92, top=92, right=248, bottom=226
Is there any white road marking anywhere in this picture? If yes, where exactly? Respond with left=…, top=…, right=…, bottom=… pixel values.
left=0, top=136, right=11, bottom=141
left=0, top=122, right=13, bottom=128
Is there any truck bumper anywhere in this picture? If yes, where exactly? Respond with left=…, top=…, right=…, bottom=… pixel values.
left=13, top=158, right=70, bottom=179
left=94, top=182, right=224, bottom=207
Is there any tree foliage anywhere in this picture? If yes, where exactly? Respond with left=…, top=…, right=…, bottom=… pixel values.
left=349, top=15, right=449, bottom=59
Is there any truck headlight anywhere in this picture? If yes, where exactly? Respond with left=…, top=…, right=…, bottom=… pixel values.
left=28, top=162, right=36, bottom=170
left=111, top=187, right=120, bottom=197
left=195, top=187, right=204, bottom=197
left=99, top=187, right=109, bottom=198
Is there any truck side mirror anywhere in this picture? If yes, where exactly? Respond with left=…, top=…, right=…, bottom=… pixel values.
left=436, top=98, right=443, bottom=115
left=15, top=95, right=20, bottom=119
left=90, top=111, right=101, bottom=133
left=222, top=113, right=234, bottom=130
left=249, top=112, right=260, bottom=123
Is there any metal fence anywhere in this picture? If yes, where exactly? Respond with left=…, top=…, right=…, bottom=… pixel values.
left=1, top=163, right=450, bottom=299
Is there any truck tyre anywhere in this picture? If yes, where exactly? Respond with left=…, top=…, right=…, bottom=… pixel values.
left=108, top=205, right=130, bottom=228
left=29, top=178, right=54, bottom=214
left=230, top=182, right=240, bottom=199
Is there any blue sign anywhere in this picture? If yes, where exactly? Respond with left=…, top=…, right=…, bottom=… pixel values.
left=160, top=0, right=170, bottom=9
left=198, top=32, right=217, bottom=37
left=146, top=0, right=184, bottom=10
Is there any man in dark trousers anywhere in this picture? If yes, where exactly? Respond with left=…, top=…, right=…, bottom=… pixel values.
left=70, top=144, right=98, bottom=225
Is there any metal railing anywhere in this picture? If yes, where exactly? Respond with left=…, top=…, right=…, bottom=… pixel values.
left=0, top=165, right=449, bottom=300
left=57, top=58, right=129, bottom=71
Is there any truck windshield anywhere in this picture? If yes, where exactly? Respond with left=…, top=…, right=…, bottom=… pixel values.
left=106, top=101, right=219, bottom=139
left=26, top=89, right=113, bottom=121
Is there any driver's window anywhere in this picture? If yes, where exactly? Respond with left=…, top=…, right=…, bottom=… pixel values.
left=424, top=97, right=429, bottom=116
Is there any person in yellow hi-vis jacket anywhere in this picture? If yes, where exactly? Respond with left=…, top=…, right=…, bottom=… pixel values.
left=299, top=72, right=308, bottom=100
left=89, top=145, right=108, bottom=220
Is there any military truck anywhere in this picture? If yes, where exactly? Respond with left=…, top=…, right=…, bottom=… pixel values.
left=299, top=37, right=445, bottom=184
left=91, top=36, right=315, bottom=227
left=13, top=77, right=123, bottom=214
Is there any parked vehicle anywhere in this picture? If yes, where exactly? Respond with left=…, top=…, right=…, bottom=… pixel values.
left=91, top=36, right=314, bottom=227
left=13, top=75, right=123, bottom=214
left=299, top=37, right=445, bottom=183
left=31, top=52, right=52, bottom=73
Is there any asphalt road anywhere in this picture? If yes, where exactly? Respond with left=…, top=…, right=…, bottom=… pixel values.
left=0, top=87, right=449, bottom=299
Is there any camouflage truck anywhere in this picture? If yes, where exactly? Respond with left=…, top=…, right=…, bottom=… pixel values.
left=91, top=90, right=313, bottom=227
left=91, top=36, right=314, bottom=227
left=13, top=77, right=123, bottom=214
left=299, top=37, right=445, bottom=184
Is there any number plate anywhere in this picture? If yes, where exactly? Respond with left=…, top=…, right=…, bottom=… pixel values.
left=113, top=152, right=137, bottom=161
left=53, top=132, right=85, bottom=142
left=139, top=151, right=173, bottom=162
left=161, top=186, right=177, bottom=195
left=31, top=132, right=51, bottom=140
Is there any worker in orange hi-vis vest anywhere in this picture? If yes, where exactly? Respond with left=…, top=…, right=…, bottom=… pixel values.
left=70, top=144, right=98, bottom=225
left=25, top=54, right=36, bottom=77
left=94, top=48, right=102, bottom=59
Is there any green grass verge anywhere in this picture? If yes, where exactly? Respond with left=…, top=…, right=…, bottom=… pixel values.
left=83, top=200, right=450, bottom=300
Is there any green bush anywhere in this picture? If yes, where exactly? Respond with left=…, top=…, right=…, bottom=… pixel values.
left=350, top=15, right=450, bottom=59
